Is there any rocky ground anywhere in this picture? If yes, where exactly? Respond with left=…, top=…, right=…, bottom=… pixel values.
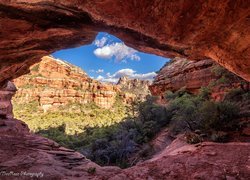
left=0, top=118, right=249, bottom=180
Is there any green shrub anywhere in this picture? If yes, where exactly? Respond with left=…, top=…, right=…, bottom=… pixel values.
left=199, top=87, right=211, bottom=100
left=210, top=131, right=229, bottom=143
left=165, top=90, right=177, bottom=100
left=167, top=93, right=202, bottom=134
left=167, top=92, right=239, bottom=136
left=211, top=65, right=227, bottom=77
left=31, top=64, right=40, bottom=72
left=87, top=167, right=96, bottom=174
left=213, top=101, right=239, bottom=131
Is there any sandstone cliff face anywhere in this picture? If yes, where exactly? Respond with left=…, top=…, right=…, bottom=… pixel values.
left=117, top=76, right=151, bottom=101
left=0, top=1, right=249, bottom=84
left=150, top=58, right=249, bottom=101
left=13, top=56, right=120, bottom=110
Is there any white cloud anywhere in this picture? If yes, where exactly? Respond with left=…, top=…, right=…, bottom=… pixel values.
left=94, top=46, right=113, bottom=59
left=89, top=69, right=104, bottom=73
left=94, top=37, right=108, bottom=47
left=96, top=75, right=104, bottom=81
left=95, top=68, right=156, bottom=83
left=93, top=42, right=140, bottom=62
left=96, top=69, right=104, bottom=73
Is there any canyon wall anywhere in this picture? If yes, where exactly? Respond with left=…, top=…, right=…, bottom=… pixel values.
left=13, top=56, right=122, bottom=110
left=117, top=76, right=151, bottom=101
left=150, top=58, right=249, bottom=101
left=13, top=56, right=149, bottom=111
left=0, top=0, right=249, bottom=84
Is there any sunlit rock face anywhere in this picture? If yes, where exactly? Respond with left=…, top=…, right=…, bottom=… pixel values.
left=117, top=76, right=151, bottom=101
left=150, top=58, right=249, bottom=101
left=13, top=56, right=150, bottom=111
left=13, top=56, right=120, bottom=110
left=0, top=1, right=249, bottom=83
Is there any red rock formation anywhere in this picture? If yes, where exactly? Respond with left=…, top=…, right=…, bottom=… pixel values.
left=117, top=76, right=151, bottom=101
left=150, top=58, right=249, bottom=101
left=0, top=1, right=249, bottom=83
left=150, top=58, right=215, bottom=95
left=0, top=1, right=249, bottom=179
left=0, top=81, right=17, bottom=119
left=13, top=56, right=149, bottom=110
left=13, top=56, right=121, bottom=110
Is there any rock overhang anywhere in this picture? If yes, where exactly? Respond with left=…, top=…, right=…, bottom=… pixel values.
left=0, top=0, right=249, bottom=84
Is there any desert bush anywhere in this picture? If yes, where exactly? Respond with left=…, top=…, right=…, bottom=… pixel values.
left=167, top=91, right=239, bottom=139
left=165, top=90, right=177, bottom=100
left=210, top=131, right=229, bottom=143
left=199, top=86, right=211, bottom=100
left=224, top=88, right=250, bottom=102
left=167, top=93, right=202, bottom=134
left=31, top=64, right=40, bottom=72
left=212, top=101, right=239, bottom=131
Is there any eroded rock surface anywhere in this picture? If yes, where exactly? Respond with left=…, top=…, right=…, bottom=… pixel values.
left=13, top=56, right=151, bottom=111
left=0, top=0, right=249, bottom=82
left=0, top=118, right=121, bottom=180
left=0, top=81, right=17, bottom=118
left=13, top=56, right=118, bottom=109
left=117, top=76, right=151, bottom=101
left=150, top=58, right=249, bottom=101
left=0, top=118, right=249, bottom=179
left=13, top=56, right=127, bottom=110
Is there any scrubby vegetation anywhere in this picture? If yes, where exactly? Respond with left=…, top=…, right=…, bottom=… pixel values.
left=13, top=97, right=127, bottom=135
left=13, top=86, right=247, bottom=168
left=166, top=91, right=240, bottom=139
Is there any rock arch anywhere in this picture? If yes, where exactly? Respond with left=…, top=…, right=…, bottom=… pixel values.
left=0, top=0, right=249, bottom=84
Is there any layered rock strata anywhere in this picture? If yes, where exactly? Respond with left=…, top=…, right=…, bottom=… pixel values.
left=13, top=56, right=147, bottom=111
left=150, top=58, right=249, bottom=101
left=13, top=56, right=122, bottom=110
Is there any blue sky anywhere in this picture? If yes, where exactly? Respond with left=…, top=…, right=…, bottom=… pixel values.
left=52, top=32, right=169, bottom=83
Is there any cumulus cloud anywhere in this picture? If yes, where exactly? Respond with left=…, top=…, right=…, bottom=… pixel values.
left=96, top=69, right=104, bottom=73
left=94, top=37, right=108, bottom=47
left=96, top=75, right=104, bottom=81
left=93, top=42, right=140, bottom=62
left=95, top=68, right=156, bottom=83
